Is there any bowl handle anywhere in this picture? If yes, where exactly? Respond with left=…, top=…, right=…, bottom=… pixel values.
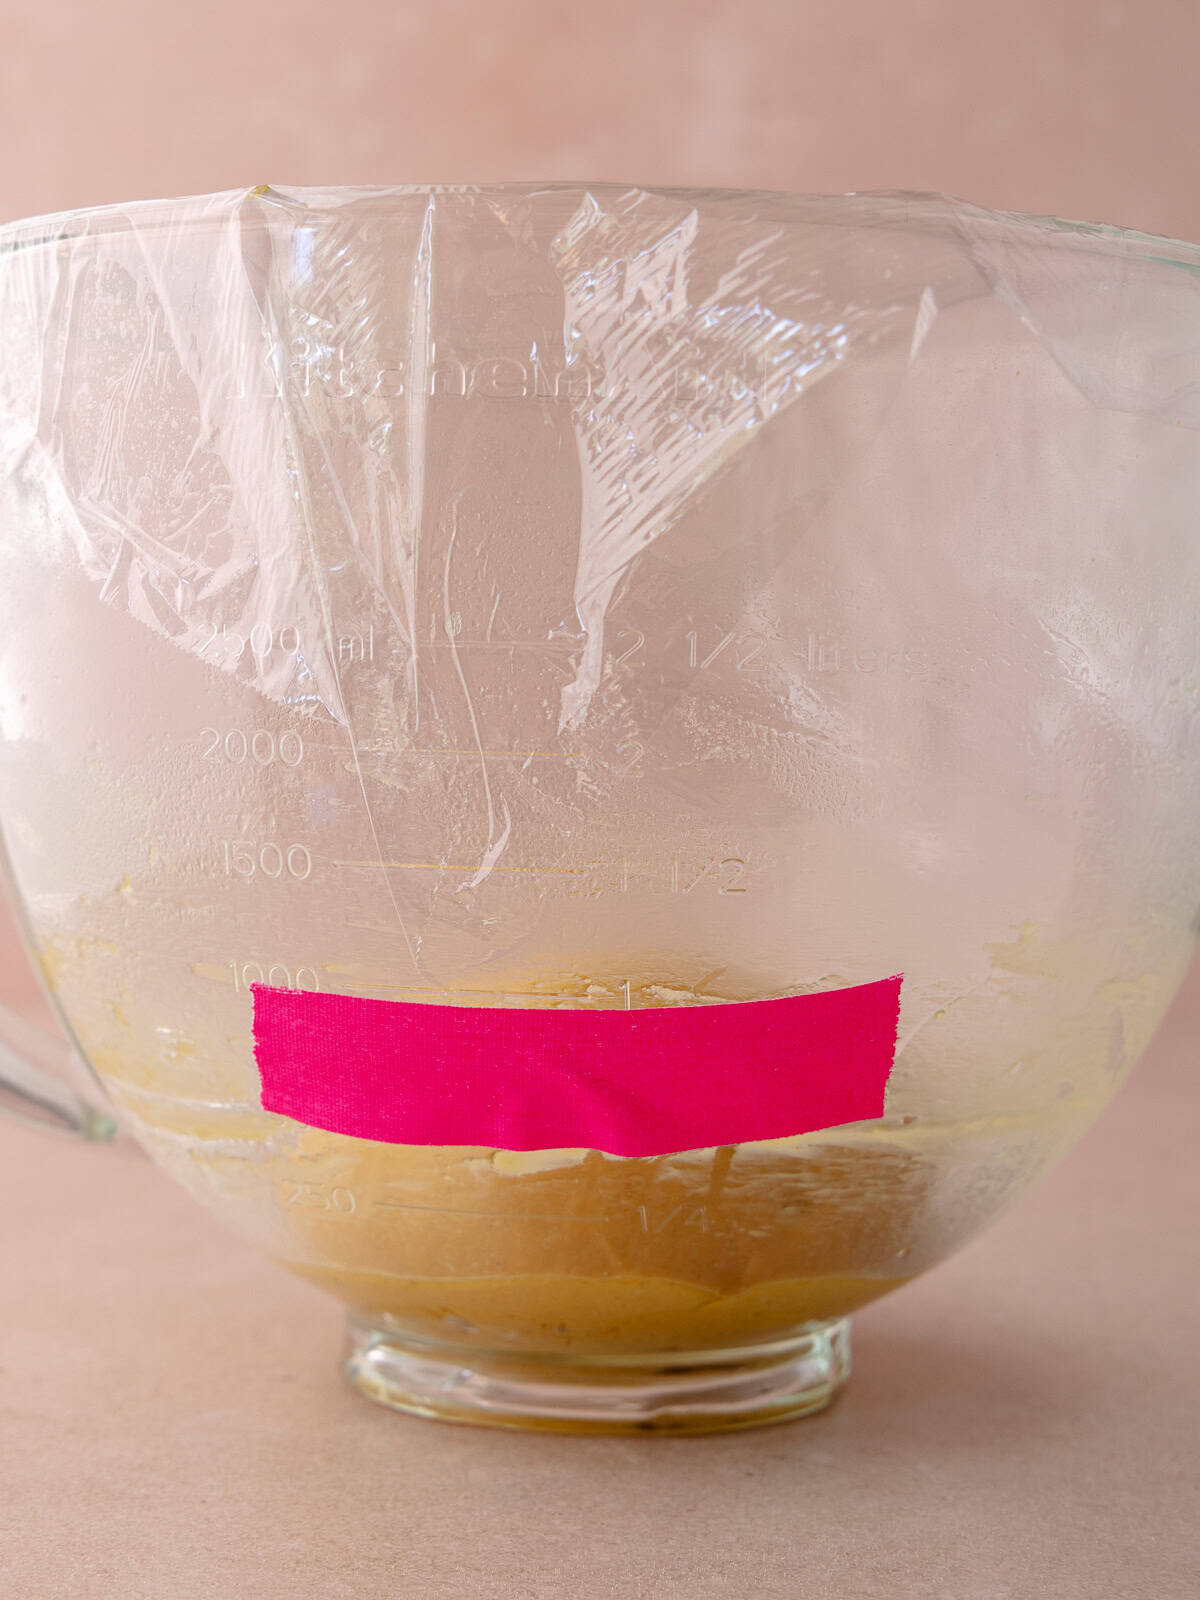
left=0, top=1002, right=117, bottom=1140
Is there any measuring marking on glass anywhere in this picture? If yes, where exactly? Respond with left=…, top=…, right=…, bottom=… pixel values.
left=331, top=859, right=593, bottom=876
left=306, top=744, right=585, bottom=758
left=370, top=1201, right=609, bottom=1222
left=415, top=639, right=580, bottom=652
left=320, top=982, right=609, bottom=1003
left=251, top=975, right=903, bottom=1158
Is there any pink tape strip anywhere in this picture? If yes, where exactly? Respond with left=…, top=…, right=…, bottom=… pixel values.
left=252, top=976, right=903, bottom=1158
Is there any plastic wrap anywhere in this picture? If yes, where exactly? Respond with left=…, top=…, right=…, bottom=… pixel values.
left=5, top=184, right=1198, bottom=735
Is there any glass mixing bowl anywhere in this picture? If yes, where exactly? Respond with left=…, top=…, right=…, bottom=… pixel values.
left=1, top=183, right=1199, bottom=1431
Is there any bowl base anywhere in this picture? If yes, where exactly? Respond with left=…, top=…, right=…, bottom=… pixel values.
left=342, top=1313, right=851, bottom=1435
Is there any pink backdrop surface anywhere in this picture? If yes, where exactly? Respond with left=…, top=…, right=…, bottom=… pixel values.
left=0, top=8, right=1198, bottom=1598
left=0, top=0, right=1197, bottom=239
left=1, top=0, right=1198, bottom=1024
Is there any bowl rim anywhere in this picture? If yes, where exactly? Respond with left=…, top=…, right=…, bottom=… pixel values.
left=2, top=182, right=1200, bottom=273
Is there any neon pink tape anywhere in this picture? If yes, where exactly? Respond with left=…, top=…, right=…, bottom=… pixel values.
left=251, top=975, right=903, bottom=1158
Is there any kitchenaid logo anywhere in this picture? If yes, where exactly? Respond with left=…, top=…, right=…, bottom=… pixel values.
left=228, top=338, right=773, bottom=409
left=225, top=340, right=599, bottom=402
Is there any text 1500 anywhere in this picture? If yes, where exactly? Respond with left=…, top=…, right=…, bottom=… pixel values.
left=220, top=841, right=313, bottom=880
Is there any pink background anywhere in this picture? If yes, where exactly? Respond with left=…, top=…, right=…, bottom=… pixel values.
left=1, top=0, right=1198, bottom=1026
left=0, top=0, right=1198, bottom=240
left=1, top=0, right=1199, bottom=1020
left=0, top=7, right=1197, bottom=1596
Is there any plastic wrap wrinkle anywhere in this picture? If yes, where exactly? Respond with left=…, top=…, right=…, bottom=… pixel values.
left=944, top=196, right=1200, bottom=427
left=3, top=184, right=1200, bottom=741
left=552, top=190, right=861, bottom=730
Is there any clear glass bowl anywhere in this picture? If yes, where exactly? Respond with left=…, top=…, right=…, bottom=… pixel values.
left=2, top=184, right=1199, bottom=1431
